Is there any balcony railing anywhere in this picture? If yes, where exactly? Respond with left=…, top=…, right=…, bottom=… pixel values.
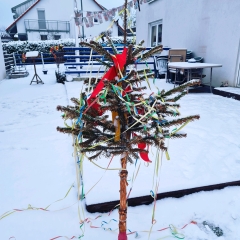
left=24, top=19, right=70, bottom=33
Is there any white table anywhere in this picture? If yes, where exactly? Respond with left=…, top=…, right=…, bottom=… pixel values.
left=168, top=62, right=222, bottom=92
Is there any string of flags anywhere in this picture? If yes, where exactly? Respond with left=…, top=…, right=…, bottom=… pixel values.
left=74, top=0, right=147, bottom=28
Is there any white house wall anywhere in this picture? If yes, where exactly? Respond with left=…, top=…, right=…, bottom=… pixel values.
left=15, top=0, right=118, bottom=41
left=0, top=39, right=6, bottom=80
left=137, top=0, right=240, bottom=87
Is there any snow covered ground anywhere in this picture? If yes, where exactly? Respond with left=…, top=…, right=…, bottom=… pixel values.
left=1, top=65, right=240, bottom=240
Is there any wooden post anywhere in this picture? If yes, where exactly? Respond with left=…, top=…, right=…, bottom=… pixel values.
left=119, top=2, right=128, bottom=239
left=118, top=155, right=128, bottom=240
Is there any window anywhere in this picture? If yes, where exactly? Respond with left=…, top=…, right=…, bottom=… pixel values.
left=149, top=20, right=162, bottom=47
left=94, top=18, right=99, bottom=24
left=54, top=35, right=61, bottom=40
left=40, top=35, right=47, bottom=40
left=18, top=33, right=28, bottom=41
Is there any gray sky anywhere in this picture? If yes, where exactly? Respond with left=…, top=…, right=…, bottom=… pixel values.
left=0, top=0, right=125, bottom=29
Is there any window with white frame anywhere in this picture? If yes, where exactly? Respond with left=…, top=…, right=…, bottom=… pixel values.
left=54, top=35, right=61, bottom=40
left=149, top=20, right=162, bottom=47
left=40, top=34, right=47, bottom=40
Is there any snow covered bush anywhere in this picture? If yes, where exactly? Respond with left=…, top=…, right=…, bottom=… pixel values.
left=2, top=39, right=75, bottom=54
left=2, top=37, right=136, bottom=54
left=101, top=36, right=136, bottom=46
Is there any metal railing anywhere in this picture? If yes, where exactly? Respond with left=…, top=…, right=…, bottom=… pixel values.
left=24, top=19, right=70, bottom=32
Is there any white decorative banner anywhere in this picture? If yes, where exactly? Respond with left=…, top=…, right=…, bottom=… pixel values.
left=74, top=0, right=147, bottom=27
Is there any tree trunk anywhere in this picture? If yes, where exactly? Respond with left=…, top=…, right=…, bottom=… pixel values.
left=118, top=156, right=128, bottom=240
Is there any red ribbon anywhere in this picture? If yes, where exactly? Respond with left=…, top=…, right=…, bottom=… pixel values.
left=87, top=48, right=128, bottom=115
left=133, top=133, right=151, bottom=162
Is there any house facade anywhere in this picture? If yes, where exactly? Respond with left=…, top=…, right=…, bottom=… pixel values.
left=6, top=0, right=120, bottom=42
left=136, top=0, right=240, bottom=87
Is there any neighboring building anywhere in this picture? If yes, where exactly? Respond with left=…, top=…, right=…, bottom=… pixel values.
left=6, top=0, right=120, bottom=42
left=136, top=0, right=240, bottom=87
left=0, top=39, right=6, bottom=80
left=0, top=31, right=13, bottom=43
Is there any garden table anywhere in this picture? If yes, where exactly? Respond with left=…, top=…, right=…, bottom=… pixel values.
left=168, top=62, right=222, bottom=93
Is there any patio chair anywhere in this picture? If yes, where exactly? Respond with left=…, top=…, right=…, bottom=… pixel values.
left=186, top=50, right=193, bottom=62
left=167, top=49, right=187, bottom=84
left=154, top=56, right=168, bottom=80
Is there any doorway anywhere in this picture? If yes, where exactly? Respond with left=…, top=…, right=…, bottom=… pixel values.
left=38, top=9, right=46, bottom=29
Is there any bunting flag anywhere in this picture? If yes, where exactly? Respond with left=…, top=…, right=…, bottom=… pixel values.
left=83, top=17, right=90, bottom=28
left=103, top=11, right=109, bottom=21
left=98, top=12, right=103, bottom=24
left=73, top=0, right=148, bottom=27
left=88, top=16, right=94, bottom=27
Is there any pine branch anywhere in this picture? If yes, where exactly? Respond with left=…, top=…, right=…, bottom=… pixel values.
left=132, top=47, right=146, bottom=58
left=132, top=86, right=147, bottom=91
left=170, top=133, right=187, bottom=139
left=88, top=151, right=103, bottom=160
left=70, top=97, right=80, bottom=106
left=137, top=45, right=163, bottom=62
left=56, top=105, right=79, bottom=119
left=95, top=58, right=112, bottom=68
left=78, top=137, right=97, bottom=148
left=161, top=80, right=201, bottom=97
left=125, top=70, right=136, bottom=80
left=83, top=78, right=99, bottom=85
left=161, top=115, right=200, bottom=128
left=56, top=126, right=80, bottom=136
left=80, top=41, right=113, bottom=62
left=138, top=72, right=155, bottom=80
left=136, top=69, right=151, bottom=75
left=137, top=40, right=145, bottom=47
left=165, top=103, right=180, bottom=108
left=165, top=91, right=188, bottom=102
left=106, top=36, right=118, bottom=55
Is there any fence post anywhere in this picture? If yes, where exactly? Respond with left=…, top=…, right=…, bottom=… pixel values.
left=13, top=53, right=16, bottom=69
left=41, top=52, right=45, bottom=69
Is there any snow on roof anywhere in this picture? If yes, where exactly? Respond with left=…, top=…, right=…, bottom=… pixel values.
left=6, top=0, right=41, bottom=32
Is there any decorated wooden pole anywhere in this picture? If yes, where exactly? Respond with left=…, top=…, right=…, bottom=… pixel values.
left=118, top=2, right=128, bottom=239
left=56, top=1, right=200, bottom=238
left=118, top=155, right=128, bottom=240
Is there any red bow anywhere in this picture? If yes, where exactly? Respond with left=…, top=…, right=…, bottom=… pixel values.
left=87, top=48, right=128, bottom=115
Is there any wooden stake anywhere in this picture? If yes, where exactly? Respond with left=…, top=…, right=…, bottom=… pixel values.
left=119, top=2, right=128, bottom=238
left=123, top=0, right=128, bottom=45
left=118, top=155, right=128, bottom=240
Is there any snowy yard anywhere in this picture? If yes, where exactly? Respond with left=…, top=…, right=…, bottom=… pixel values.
left=1, top=65, right=240, bottom=240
